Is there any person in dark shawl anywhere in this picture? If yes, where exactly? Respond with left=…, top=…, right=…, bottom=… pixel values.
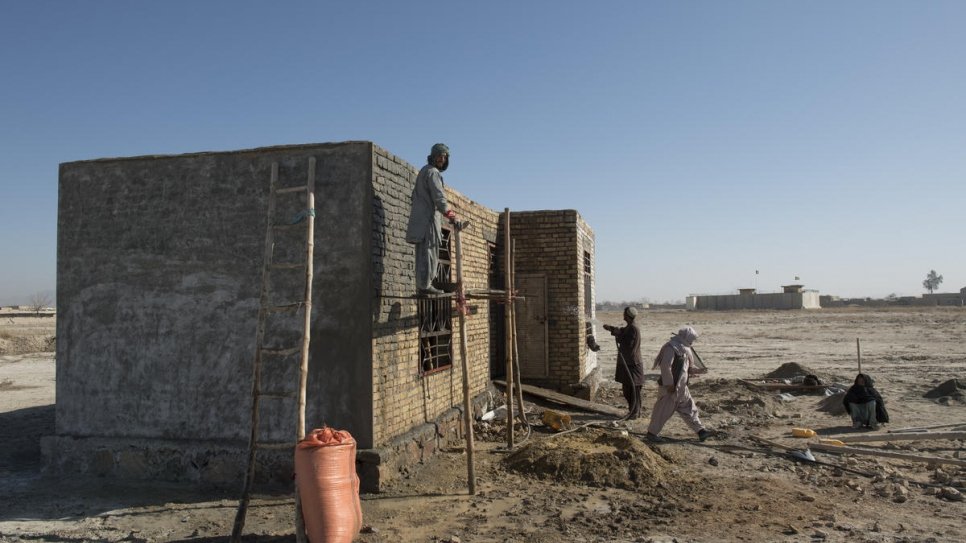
left=603, top=307, right=644, bottom=419
left=843, top=373, right=889, bottom=430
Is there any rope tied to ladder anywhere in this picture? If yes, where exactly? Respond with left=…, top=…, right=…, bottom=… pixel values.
left=289, top=208, right=316, bottom=225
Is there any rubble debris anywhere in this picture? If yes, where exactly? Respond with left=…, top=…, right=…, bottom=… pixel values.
left=923, top=379, right=965, bottom=403
left=764, top=362, right=817, bottom=380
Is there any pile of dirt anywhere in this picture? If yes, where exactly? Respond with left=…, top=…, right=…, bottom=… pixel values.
left=923, top=379, right=965, bottom=402
left=503, top=429, right=674, bottom=490
left=816, top=391, right=847, bottom=415
left=763, top=362, right=816, bottom=379
left=0, top=335, right=55, bottom=356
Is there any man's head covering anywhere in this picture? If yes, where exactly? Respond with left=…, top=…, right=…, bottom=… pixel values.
left=430, top=143, right=450, bottom=157
left=623, top=306, right=637, bottom=320
left=428, top=143, right=450, bottom=171
left=672, top=326, right=698, bottom=347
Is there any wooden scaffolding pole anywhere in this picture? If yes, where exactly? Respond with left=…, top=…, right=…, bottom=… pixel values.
left=294, top=157, right=316, bottom=543
left=503, top=209, right=515, bottom=449
left=454, top=220, right=476, bottom=495
left=511, top=239, right=526, bottom=427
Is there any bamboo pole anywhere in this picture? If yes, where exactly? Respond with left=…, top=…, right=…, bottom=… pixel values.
left=889, top=422, right=966, bottom=433
left=810, top=442, right=966, bottom=467
left=503, top=209, right=514, bottom=449
left=856, top=338, right=862, bottom=374
left=294, top=157, right=316, bottom=543
left=511, top=239, right=526, bottom=426
left=454, top=221, right=476, bottom=495
left=834, top=431, right=966, bottom=444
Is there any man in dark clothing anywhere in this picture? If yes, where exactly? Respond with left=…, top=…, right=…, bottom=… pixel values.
left=843, top=373, right=889, bottom=430
left=603, top=307, right=644, bottom=419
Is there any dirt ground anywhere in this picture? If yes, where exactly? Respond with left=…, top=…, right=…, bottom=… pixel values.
left=1, top=307, right=964, bottom=542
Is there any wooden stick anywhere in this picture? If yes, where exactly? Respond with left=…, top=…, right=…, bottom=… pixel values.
left=493, top=380, right=625, bottom=417
left=454, top=221, right=476, bottom=495
left=503, top=209, right=514, bottom=449
left=833, top=431, right=966, bottom=444
left=294, top=157, right=316, bottom=543
left=889, top=422, right=966, bottom=433
left=511, top=239, right=526, bottom=427
left=810, top=442, right=966, bottom=467
left=856, top=338, right=862, bottom=374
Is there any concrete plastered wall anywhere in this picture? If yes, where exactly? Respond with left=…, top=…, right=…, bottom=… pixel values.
left=55, top=142, right=373, bottom=450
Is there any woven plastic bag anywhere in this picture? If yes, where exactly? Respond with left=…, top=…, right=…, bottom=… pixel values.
left=295, top=427, right=363, bottom=543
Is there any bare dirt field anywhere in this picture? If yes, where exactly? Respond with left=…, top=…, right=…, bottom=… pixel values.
left=1, top=307, right=964, bottom=542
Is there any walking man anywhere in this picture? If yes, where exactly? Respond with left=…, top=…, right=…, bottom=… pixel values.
left=406, top=143, right=456, bottom=295
left=603, top=306, right=644, bottom=419
left=646, top=326, right=711, bottom=442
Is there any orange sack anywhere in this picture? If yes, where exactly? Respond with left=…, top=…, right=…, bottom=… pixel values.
left=295, top=427, right=363, bottom=543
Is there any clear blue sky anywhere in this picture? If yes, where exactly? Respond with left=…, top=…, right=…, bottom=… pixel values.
left=2, top=1, right=964, bottom=305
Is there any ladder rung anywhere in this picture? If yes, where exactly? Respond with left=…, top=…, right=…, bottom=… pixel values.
left=260, top=346, right=301, bottom=357
left=255, top=441, right=296, bottom=450
left=276, top=185, right=309, bottom=194
left=258, top=391, right=296, bottom=399
left=267, top=303, right=302, bottom=313
left=271, top=262, right=304, bottom=270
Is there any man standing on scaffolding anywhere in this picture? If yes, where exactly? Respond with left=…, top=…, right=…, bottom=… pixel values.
left=603, top=306, right=644, bottom=419
left=406, top=143, right=457, bottom=296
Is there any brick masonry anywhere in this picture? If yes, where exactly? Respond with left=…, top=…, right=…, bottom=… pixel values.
left=507, top=210, right=598, bottom=397
left=49, top=141, right=594, bottom=490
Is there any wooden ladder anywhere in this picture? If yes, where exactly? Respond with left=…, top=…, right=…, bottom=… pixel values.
left=231, top=158, right=317, bottom=543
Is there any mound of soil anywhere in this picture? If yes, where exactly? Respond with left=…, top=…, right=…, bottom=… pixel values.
left=0, top=335, right=55, bottom=356
left=763, top=362, right=816, bottom=379
left=816, top=391, right=847, bottom=415
left=503, top=429, right=674, bottom=490
left=923, top=379, right=965, bottom=400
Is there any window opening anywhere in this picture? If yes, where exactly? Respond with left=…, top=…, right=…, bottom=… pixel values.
left=419, top=225, right=453, bottom=373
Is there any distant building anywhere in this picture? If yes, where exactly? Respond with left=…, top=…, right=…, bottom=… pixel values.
left=922, top=288, right=965, bottom=306
left=687, top=285, right=820, bottom=310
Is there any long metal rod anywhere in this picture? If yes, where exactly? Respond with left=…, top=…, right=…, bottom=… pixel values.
left=503, top=209, right=514, bottom=448
left=454, top=221, right=476, bottom=494
left=231, top=162, right=279, bottom=543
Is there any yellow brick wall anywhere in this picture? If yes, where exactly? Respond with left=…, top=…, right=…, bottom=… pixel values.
left=370, top=145, right=499, bottom=446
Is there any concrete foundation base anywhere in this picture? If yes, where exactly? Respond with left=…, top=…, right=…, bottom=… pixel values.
left=40, top=386, right=499, bottom=493
left=356, top=386, right=497, bottom=493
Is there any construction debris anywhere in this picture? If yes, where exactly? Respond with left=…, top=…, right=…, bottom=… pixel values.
left=833, top=431, right=966, bottom=444
left=493, top=380, right=625, bottom=417
left=809, top=442, right=966, bottom=467
left=923, top=379, right=965, bottom=402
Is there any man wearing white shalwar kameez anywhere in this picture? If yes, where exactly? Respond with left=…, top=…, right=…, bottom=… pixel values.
left=646, top=326, right=712, bottom=442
